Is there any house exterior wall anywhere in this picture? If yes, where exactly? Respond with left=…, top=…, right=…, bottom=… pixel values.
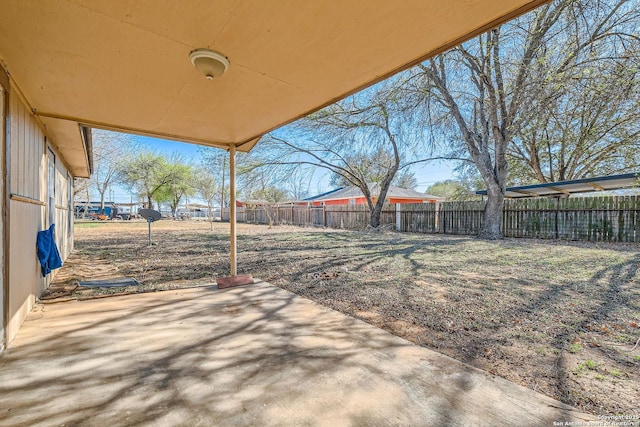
left=313, top=197, right=435, bottom=206
left=54, top=160, right=73, bottom=257
left=312, top=198, right=369, bottom=206
left=0, top=71, right=6, bottom=351
left=5, top=82, right=74, bottom=345
left=389, top=198, right=433, bottom=204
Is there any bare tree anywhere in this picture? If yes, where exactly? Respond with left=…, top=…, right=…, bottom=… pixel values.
left=508, top=8, right=640, bottom=183
left=409, top=0, right=639, bottom=238
left=329, top=148, right=419, bottom=190
left=90, top=130, right=136, bottom=213
left=73, top=177, right=91, bottom=218
left=281, top=166, right=313, bottom=201
left=199, top=147, right=229, bottom=209
left=193, top=168, right=218, bottom=229
left=252, top=80, right=426, bottom=228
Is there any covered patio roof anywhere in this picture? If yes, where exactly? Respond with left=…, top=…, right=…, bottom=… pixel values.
left=0, top=0, right=548, bottom=178
left=476, top=173, right=640, bottom=199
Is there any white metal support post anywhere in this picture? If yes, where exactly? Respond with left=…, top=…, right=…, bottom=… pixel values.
left=229, top=144, right=237, bottom=276
left=217, top=143, right=251, bottom=288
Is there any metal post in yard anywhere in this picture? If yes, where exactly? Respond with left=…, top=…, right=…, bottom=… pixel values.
left=147, top=217, right=152, bottom=247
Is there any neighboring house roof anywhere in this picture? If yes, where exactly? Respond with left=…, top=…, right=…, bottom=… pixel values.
left=238, top=199, right=290, bottom=206
left=181, top=203, right=210, bottom=209
left=75, top=201, right=116, bottom=206
left=476, top=172, right=640, bottom=199
left=302, top=187, right=345, bottom=201
left=306, top=185, right=445, bottom=202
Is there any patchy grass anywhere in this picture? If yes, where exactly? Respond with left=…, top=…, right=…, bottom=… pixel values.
left=568, top=342, right=584, bottom=354
left=609, top=369, right=623, bottom=378
left=584, top=359, right=599, bottom=370
left=74, top=222, right=106, bottom=229
left=51, top=220, right=640, bottom=416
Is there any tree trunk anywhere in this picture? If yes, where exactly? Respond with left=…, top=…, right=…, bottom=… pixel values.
left=369, top=179, right=395, bottom=229
left=220, top=159, right=227, bottom=208
left=171, top=196, right=179, bottom=218
left=369, top=204, right=382, bottom=228
left=99, top=190, right=106, bottom=214
left=207, top=201, right=214, bottom=230
left=479, top=185, right=504, bottom=239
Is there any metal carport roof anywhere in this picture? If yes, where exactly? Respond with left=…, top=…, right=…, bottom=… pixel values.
left=476, top=173, right=640, bottom=199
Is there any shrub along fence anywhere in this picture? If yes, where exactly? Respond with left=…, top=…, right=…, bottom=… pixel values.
left=222, top=195, right=640, bottom=242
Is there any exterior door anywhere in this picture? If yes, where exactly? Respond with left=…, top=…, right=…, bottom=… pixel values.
left=47, top=147, right=55, bottom=227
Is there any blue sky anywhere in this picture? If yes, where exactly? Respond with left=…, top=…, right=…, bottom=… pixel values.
left=106, top=134, right=456, bottom=203
left=136, top=135, right=202, bottom=159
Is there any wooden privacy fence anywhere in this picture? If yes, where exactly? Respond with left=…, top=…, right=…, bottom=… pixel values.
left=501, top=196, right=640, bottom=241
left=222, top=195, right=640, bottom=242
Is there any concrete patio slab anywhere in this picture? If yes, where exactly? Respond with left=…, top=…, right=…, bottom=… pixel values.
left=0, top=281, right=594, bottom=426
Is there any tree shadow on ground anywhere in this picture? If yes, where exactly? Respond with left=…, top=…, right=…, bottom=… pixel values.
left=449, top=255, right=640, bottom=414
left=1, top=283, right=588, bottom=426
left=63, top=224, right=637, bottom=418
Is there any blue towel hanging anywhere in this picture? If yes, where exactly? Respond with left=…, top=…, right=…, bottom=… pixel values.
left=36, top=224, right=63, bottom=277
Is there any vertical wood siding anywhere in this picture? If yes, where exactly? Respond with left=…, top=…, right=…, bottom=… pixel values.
left=7, top=201, right=43, bottom=341
left=10, top=90, right=43, bottom=200
left=0, top=82, right=5, bottom=349
left=6, top=86, right=74, bottom=344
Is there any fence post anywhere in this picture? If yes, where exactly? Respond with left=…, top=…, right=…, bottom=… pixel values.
left=554, top=198, right=559, bottom=239
left=435, top=201, right=441, bottom=232
left=323, top=204, right=327, bottom=227
left=395, top=203, right=401, bottom=231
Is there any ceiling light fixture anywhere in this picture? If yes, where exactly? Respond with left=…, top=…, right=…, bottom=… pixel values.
left=189, top=48, right=230, bottom=80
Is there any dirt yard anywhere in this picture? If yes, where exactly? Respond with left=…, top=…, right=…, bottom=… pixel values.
left=48, top=220, right=639, bottom=416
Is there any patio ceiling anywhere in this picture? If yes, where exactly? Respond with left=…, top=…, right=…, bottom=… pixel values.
left=0, top=0, right=548, bottom=178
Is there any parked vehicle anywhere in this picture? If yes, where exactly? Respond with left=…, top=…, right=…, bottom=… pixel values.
left=75, top=202, right=133, bottom=220
left=113, top=206, right=132, bottom=220
left=89, top=212, right=109, bottom=221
